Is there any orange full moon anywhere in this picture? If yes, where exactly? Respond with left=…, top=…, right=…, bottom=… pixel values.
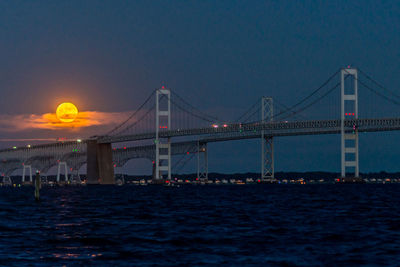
left=56, top=103, right=79, bottom=123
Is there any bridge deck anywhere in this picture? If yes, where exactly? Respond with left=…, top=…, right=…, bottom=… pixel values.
left=1, top=118, right=400, bottom=156
left=99, top=118, right=400, bottom=143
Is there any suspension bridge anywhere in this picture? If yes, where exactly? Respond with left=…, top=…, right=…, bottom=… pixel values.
left=1, top=67, right=400, bottom=184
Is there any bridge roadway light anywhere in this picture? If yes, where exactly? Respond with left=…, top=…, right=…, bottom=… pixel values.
left=77, top=139, right=82, bottom=143
left=27, top=145, right=31, bottom=148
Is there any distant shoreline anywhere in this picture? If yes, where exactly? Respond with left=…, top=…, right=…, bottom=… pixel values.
left=4, top=171, right=400, bottom=185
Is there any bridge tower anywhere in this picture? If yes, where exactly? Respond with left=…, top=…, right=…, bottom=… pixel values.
left=261, top=97, right=275, bottom=181
left=341, top=68, right=359, bottom=178
left=155, top=86, right=171, bottom=181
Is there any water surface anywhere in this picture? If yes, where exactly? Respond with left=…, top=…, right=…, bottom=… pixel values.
left=0, top=184, right=399, bottom=266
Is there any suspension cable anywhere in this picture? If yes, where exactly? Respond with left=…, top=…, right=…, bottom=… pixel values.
left=358, top=78, right=400, bottom=106
left=169, top=97, right=220, bottom=123
left=106, top=89, right=157, bottom=136
left=359, top=68, right=400, bottom=100
left=272, top=69, right=340, bottom=119
left=234, top=99, right=260, bottom=122
left=274, top=99, right=308, bottom=120
left=171, top=91, right=221, bottom=122
left=342, top=68, right=400, bottom=106
left=278, top=81, right=341, bottom=121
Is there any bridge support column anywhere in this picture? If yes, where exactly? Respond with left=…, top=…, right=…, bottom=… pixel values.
left=22, top=165, right=32, bottom=182
left=57, top=161, right=68, bottom=182
left=341, top=68, right=359, bottom=179
left=261, top=97, right=275, bottom=182
left=2, top=176, right=12, bottom=185
left=152, top=160, right=163, bottom=181
left=155, top=87, right=171, bottom=181
left=87, top=140, right=115, bottom=184
left=70, top=169, right=81, bottom=183
left=152, top=160, right=156, bottom=180
left=261, top=137, right=274, bottom=180
left=197, top=142, right=208, bottom=181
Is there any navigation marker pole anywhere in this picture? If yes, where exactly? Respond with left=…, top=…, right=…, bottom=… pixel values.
left=34, top=170, right=40, bottom=201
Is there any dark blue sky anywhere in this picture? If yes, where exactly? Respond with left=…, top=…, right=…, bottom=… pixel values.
left=1, top=1, right=399, bottom=174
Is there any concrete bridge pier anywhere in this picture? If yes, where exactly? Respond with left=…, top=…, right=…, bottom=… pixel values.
left=197, top=141, right=208, bottom=181
left=56, top=161, right=68, bottom=183
left=22, top=165, right=33, bottom=183
left=152, top=160, right=164, bottom=184
left=87, top=140, right=115, bottom=184
left=152, top=161, right=156, bottom=180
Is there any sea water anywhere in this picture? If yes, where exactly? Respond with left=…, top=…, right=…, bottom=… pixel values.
left=0, top=184, right=399, bottom=266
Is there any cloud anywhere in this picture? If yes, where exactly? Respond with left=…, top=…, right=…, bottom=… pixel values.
left=0, top=111, right=131, bottom=132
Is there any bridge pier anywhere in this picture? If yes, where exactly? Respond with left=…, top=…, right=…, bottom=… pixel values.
left=70, top=169, right=81, bottom=184
left=152, top=160, right=164, bottom=183
left=22, top=164, right=32, bottom=183
left=56, top=161, right=68, bottom=182
left=87, top=140, right=115, bottom=184
left=197, top=142, right=208, bottom=181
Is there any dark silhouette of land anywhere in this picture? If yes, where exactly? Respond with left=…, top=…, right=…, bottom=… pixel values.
left=8, top=171, right=400, bottom=184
